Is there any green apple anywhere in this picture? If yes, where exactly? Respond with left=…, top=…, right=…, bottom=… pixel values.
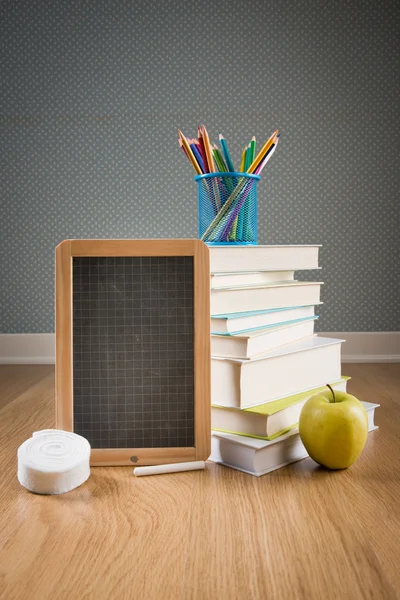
left=299, top=384, right=368, bottom=470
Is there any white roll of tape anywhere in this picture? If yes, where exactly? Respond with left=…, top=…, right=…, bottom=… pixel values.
left=17, top=429, right=91, bottom=495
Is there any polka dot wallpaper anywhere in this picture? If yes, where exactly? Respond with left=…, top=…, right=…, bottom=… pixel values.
left=1, top=0, right=399, bottom=332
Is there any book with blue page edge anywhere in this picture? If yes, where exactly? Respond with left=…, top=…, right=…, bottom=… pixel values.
left=211, top=316, right=318, bottom=360
left=211, top=304, right=321, bottom=334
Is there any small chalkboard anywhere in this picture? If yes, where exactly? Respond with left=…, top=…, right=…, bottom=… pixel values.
left=55, top=239, right=210, bottom=466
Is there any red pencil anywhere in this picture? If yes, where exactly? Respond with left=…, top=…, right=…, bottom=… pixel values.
left=197, top=126, right=209, bottom=173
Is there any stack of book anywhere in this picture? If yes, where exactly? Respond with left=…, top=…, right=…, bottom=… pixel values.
left=207, top=245, right=379, bottom=476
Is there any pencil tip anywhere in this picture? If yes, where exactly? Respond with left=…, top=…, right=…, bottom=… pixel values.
left=251, top=136, right=256, bottom=141
left=219, top=133, right=224, bottom=140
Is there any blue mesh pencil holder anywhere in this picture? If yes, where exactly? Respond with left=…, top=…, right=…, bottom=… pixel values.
left=195, top=172, right=260, bottom=245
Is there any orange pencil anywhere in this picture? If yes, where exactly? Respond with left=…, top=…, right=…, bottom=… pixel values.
left=201, top=125, right=215, bottom=173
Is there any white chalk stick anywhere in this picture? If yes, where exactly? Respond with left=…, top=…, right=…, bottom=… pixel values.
left=133, top=461, right=205, bottom=477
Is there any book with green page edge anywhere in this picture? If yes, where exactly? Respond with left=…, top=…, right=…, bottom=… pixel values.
left=211, top=377, right=350, bottom=440
left=209, top=400, right=379, bottom=477
left=211, top=336, right=343, bottom=409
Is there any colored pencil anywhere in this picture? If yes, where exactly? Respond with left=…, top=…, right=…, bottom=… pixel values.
left=244, top=144, right=251, bottom=171
left=240, top=146, right=246, bottom=172
left=180, top=137, right=203, bottom=174
left=202, top=125, right=221, bottom=208
left=255, top=135, right=279, bottom=174
left=249, top=136, right=256, bottom=164
left=237, top=145, right=251, bottom=239
left=178, top=130, right=202, bottom=175
left=213, top=144, right=235, bottom=199
left=242, top=140, right=256, bottom=239
left=246, top=129, right=278, bottom=174
left=179, top=138, right=193, bottom=164
left=201, top=125, right=216, bottom=173
left=190, top=140, right=205, bottom=173
left=230, top=145, right=247, bottom=240
left=219, top=134, right=235, bottom=172
left=212, top=145, right=228, bottom=172
left=197, top=127, right=209, bottom=173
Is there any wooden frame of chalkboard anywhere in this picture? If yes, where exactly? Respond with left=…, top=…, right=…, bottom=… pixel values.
left=55, top=239, right=210, bottom=466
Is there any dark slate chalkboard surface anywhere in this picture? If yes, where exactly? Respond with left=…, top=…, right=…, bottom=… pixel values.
left=72, top=256, right=194, bottom=449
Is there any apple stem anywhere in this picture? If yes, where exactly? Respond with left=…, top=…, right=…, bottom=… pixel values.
left=327, top=384, right=336, bottom=403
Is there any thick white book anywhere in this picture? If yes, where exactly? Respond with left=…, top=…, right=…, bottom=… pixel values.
left=210, top=270, right=297, bottom=289
left=210, top=281, right=323, bottom=315
left=212, top=336, right=344, bottom=409
left=366, top=401, right=380, bottom=431
left=211, top=377, right=349, bottom=439
left=211, top=316, right=318, bottom=359
left=209, top=401, right=379, bottom=477
left=211, top=304, right=320, bottom=335
left=209, top=245, right=320, bottom=273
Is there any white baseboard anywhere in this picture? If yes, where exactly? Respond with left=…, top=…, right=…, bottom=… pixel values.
left=319, top=332, right=400, bottom=363
left=0, top=334, right=55, bottom=364
left=0, top=332, right=399, bottom=364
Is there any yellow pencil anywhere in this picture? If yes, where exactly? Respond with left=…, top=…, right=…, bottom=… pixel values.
left=178, top=130, right=202, bottom=175
left=240, top=146, right=247, bottom=172
left=246, top=129, right=278, bottom=174
left=201, top=125, right=216, bottom=173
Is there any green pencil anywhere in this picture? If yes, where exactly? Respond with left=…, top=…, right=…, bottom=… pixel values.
left=212, top=146, right=228, bottom=172
left=237, top=144, right=252, bottom=240
left=243, top=137, right=256, bottom=239
left=213, top=145, right=234, bottom=203
left=249, top=136, right=256, bottom=164
left=230, top=146, right=247, bottom=240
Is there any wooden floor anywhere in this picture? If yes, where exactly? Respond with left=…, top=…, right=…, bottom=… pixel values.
left=0, top=364, right=399, bottom=600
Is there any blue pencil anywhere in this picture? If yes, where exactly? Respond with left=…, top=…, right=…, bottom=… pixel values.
left=219, top=134, right=235, bottom=172
left=190, top=141, right=205, bottom=173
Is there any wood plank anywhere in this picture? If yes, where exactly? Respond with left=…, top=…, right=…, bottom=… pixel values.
left=182, top=457, right=397, bottom=599
left=0, top=365, right=52, bottom=411
left=0, top=364, right=399, bottom=599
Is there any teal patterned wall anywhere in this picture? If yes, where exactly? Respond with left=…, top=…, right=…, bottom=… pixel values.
left=1, top=0, right=399, bottom=333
